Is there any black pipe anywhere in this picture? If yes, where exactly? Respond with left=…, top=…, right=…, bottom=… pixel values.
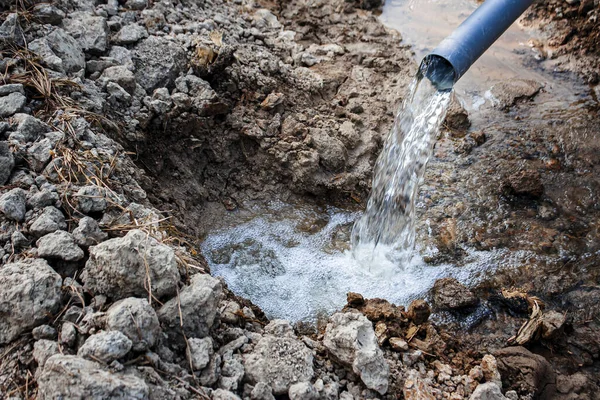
left=420, top=0, right=534, bottom=91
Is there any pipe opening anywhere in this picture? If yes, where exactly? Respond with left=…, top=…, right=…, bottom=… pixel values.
left=419, top=55, right=456, bottom=91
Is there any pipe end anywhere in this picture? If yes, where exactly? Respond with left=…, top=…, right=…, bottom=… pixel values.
left=419, top=55, right=456, bottom=91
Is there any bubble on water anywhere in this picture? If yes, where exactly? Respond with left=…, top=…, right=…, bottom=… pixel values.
left=202, top=202, right=524, bottom=322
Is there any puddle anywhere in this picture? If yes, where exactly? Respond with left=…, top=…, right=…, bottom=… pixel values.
left=202, top=201, right=533, bottom=321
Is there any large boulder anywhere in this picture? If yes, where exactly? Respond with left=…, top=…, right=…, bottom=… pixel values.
left=82, top=229, right=180, bottom=300
left=37, top=355, right=149, bottom=399
left=133, top=36, right=187, bottom=92
left=323, top=312, right=389, bottom=394
left=157, top=274, right=222, bottom=342
left=105, top=297, right=161, bottom=351
left=243, top=323, right=314, bottom=395
left=0, top=259, right=62, bottom=344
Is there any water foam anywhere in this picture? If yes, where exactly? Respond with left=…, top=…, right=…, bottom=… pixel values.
left=202, top=202, right=522, bottom=322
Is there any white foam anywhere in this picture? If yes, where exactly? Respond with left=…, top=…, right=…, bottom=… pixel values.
left=201, top=202, right=523, bottom=322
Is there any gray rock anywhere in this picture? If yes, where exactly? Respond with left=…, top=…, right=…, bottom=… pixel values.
left=72, top=216, right=108, bottom=247
left=289, top=382, right=319, bottom=400
left=0, top=13, right=24, bottom=47
left=213, top=389, right=242, bottom=400
left=219, top=355, right=245, bottom=392
left=0, top=259, right=62, bottom=344
left=251, top=382, right=275, bottom=400
left=253, top=9, right=282, bottom=29
left=323, top=312, right=389, bottom=395
left=32, top=4, right=66, bottom=25
left=75, top=185, right=107, bottom=214
left=243, top=334, right=314, bottom=395
left=0, top=84, right=24, bottom=96
left=33, top=339, right=60, bottom=369
left=37, top=230, right=84, bottom=261
left=27, top=188, right=59, bottom=210
left=32, top=325, right=57, bottom=340
left=490, top=79, right=543, bottom=109
left=27, top=137, right=57, bottom=172
left=0, top=141, right=14, bottom=185
left=45, top=28, right=86, bottom=74
left=38, top=355, right=149, bottom=399
left=0, top=188, right=27, bottom=221
left=109, top=46, right=134, bottom=70
left=174, top=75, right=222, bottom=116
left=114, top=24, right=148, bottom=45
left=310, top=129, right=347, bottom=172
left=63, top=12, right=109, bottom=54
left=157, top=273, right=222, bottom=342
left=0, top=92, right=26, bottom=117
left=125, top=0, right=148, bottom=10
left=82, top=229, right=181, bottom=300
left=187, top=337, right=214, bottom=371
left=11, top=114, right=49, bottom=142
left=99, top=66, right=136, bottom=95
left=200, top=353, right=222, bottom=386
left=78, top=330, right=133, bottom=363
left=106, top=297, right=161, bottom=352
left=431, top=278, right=479, bottom=310
left=11, top=230, right=29, bottom=249
left=133, top=36, right=187, bottom=92
left=106, top=81, right=132, bottom=103
left=60, top=322, right=78, bottom=347
left=28, top=38, right=64, bottom=72
left=30, top=206, right=67, bottom=237
left=469, top=382, right=507, bottom=400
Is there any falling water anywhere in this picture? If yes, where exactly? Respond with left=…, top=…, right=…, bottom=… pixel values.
left=351, top=62, right=453, bottom=265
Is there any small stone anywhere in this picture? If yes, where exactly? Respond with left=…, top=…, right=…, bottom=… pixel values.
left=30, top=206, right=67, bottom=237
left=72, top=217, right=108, bottom=247
left=187, top=337, right=214, bottom=370
left=347, top=292, right=365, bottom=306
left=60, top=322, right=77, bottom=347
left=27, top=188, right=59, bottom=209
left=505, top=390, right=518, bottom=400
left=133, top=36, right=187, bottom=92
left=407, top=299, right=431, bottom=325
left=77, top=330, right=132, bottom=363
left=490, top=79, right=543, bottom=109
left=37, top=230, right=84, bottom=261
left=220, top=301, right=241, bottom=324
left=33, top=339, right=60, bottom=368
left=0, top=84, right=24, bottom=96
left=251, top=382, right=275, bottom=400
left=0, top=92, right=26, bottom=117
left=0, top=142, right=14, bottom=185
left=213, top=389, right=242, bottom=400
left=32, top=4, right=66, bottom=25
left=44, top=28, right=86, bottom=74
left=540, top=310, right=566, bottom=339
left=0, top=188, right=27, bottom=221
left=481, top=355, right=502, bottom=389
left=403, top=370, right=435, bottom=400
left=32, top=325, right=57, bottom=340
left=11, top=230, right=29, bottom=249
left=469, top=382, right=507, bottom=400
left=389, top=337, right=409, bottom=351
left=105, top=297, right=161, bottom=351
left=114, top=24, right=148, bottom=45
left=125, top=0, right=148, bottom=9
left=503, top=168, right=544, bottom=198
left=11, top=114, right=49, bottom=142
left=0, top=13, right=24, bottom=47
left=289, top=381, right=319, bottom=400
left=431, top=278, right=479, bottom=310
left=99, top=66, right=136, bottom=95
left=75, top=185, right=107, bottom=214
left=63, top=12, right=109, bottom=53
left=402, top=350, right=423, bottom=367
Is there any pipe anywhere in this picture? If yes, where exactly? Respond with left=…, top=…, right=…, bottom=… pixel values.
left=419, top=0, right=534, bottom=91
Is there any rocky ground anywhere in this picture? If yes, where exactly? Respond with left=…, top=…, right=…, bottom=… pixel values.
left=0, top=0, right=599, bottom=399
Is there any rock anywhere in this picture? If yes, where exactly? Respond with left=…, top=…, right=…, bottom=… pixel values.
left=106, top=297, right=161, bottom=352
left=213, top=389, right=242, bottom=400
left=243, top=334, right=314, bottom=395
left=389, top=337, right=409, bottom=351
left=11, top=230, right=28, bottom=249
left=403, top=370, right=435, bottom=400
left=33, top=339, right=60, bottom=369
left=63, top=12, right=109, bottom=54
left=503, top=168, right=544, bottom=198
left=481, top=355, right=502, bottom=389
left=540, top=310, right=566, bottom=339
left=125, top=0, right=148, bottom=10
left=157, top=273, right=222, bottom=342
left=445, top=96, right=471, bottom=135
left=37, top=230, right=84, bottom=262
left=431, top=278, right=479, bottom=310
left=403, top=350, right=422, bottom=367
left=83, top=229, right=181, bottom=300
left=0, top=13, right=24, bottom=47
left=78, top=330, right=133, bottom=363
left=323, top=312, right=389, bottom=395
left=27, top=188, right=59, bottom=209
left=11, top=114, right=49, bottom=142
left=174, top=74, right=224, bottom=116
left=0, top=188, right=27, bottom=221
left=114, top=24, right=148, bottom=45
left=75, top=185, right=107, bottom=214
left=0, top=92, right=26, bottom=117
left=133, top=36, right=187, bottom=92
left=32, top=4, right=66, bottom=25
left=0, top=83, right=24, bottom=96
left=28, top=38, right=64, bottom=72
left=289, top=381, right=319, bottom=400
left=0, top=259, right=62, bottom=344
left=30, top=206, right=67, bottom=237
left=39, top=28, right=85, bottom=75
left=200, top=353, right=222, bottom=386
left=219, top=355, right=245, bottom=392
left=99, top=66, right=137, bottom=95
left=251, top=382, right=276, bottom=400
left=32, top=325, right=57, bottom=340
left=0, top=142, right=14, bottom=185
left=494, top=346, right=556, bottom=396
left=253, top=9, right=282, bottom=29
left=72, top=217, right=108, bottom=247
left=469, top=382, right=507, bottom=400
left=37, top=355, right=149, bottom=398
left=490, top=79, right=543, bottom=109
left=310, top=129, right=347, bottom=172
left=60, top=322, right=78, bottom=348
left=187, top=337, right=214, bottom=370
left=407, top=299, right=431, bottom=325
left=28, top=136, right=58, bottom=171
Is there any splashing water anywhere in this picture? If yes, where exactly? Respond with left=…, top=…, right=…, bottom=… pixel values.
left=351, top=64, right=453, bottom=265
